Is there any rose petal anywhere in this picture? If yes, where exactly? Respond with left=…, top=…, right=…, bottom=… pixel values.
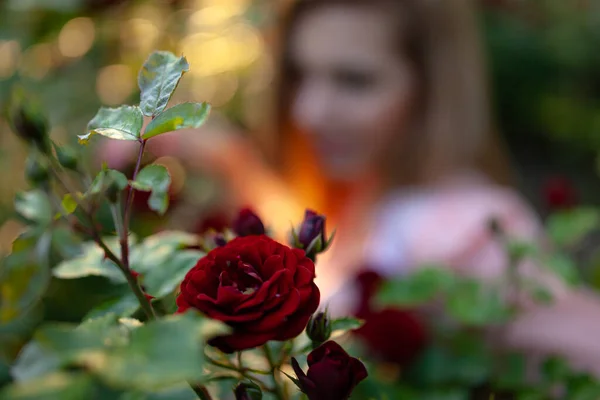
left=245, top=288, right=301, bottom=332
left=233, top=269, right=287, bottom=313
left=209, top=330, right=275, bottom=353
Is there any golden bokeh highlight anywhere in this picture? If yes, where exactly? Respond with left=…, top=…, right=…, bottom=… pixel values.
left=19, top=43, right=54, bottom=80
left=193, top=0, right=250, bottom=16
left=0, top=40, right=21, bottom=78
left=180, top=24, right=263, bottom=77
left=120, top=18, right=160, bottom=54
left=58, top=17, right=95, bottom=58
left=96, top=64, right=134, bottom=105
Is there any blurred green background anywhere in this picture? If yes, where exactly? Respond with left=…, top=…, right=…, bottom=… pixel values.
left=0, top=0, right=599, bottom=255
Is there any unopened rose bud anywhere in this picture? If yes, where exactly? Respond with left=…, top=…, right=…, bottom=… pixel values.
left=7, top=92, right=50, bottom=154
left=306, top=311, right=331, bottom=347
left=55, top=145, right=79, bottom=171
left=233, top=208, right=265, bottom=237
left=296, top=209, right=332, bottom=260
left=234, top=381, right=262, bottom=400
left=213, top=233, right=227, bottom=247
left=25, top=153, right=50, bottom=186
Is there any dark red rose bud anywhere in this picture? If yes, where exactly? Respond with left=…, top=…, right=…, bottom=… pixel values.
left=298, top=210, right=326, bottom=250
left=353, top=269, right=427, bottom=367
left=543, top=175, right=577, bottom=211
left=306, top=311, right=331, bottom=347
left=177, top=235, right=319, bottom=353
left=354, top=308, right=426, bottom=367
left=234, top=381, right=262, bottom=400
left=213, top=233, right=227, bottom=247
left=291, top=341, right=367, bottom=400
left=232, top=208, right=265, bottom=237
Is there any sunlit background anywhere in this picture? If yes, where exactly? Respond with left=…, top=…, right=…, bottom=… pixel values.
left=0, top=0, right=599, bottom=253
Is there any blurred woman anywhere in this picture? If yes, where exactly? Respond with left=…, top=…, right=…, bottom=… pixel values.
left=103, top=0, right=600, bottom=374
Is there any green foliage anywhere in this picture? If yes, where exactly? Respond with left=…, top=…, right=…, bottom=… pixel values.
left=4, top=312, right=229, bottom=396
left=143, top=102, right=211, bottom=140
left=52, top=239, right=127, bottom=283
left=376, top=267, right=455, bottom=307
left=547, top=208, right=600, bottom=248
left=14, top=190, right=53, bottom=227
left=131, top=165, right=171, bottom=215
left=79, top=105, right=144, bottom=144
left=330, top=317, right=363, bottom=334
left=138, top=52, right=189, bottom=117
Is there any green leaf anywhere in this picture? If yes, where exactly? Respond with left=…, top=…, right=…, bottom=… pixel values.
left=15, top=190, right=52, bottom=226
left=79, top=105, right=144, bottom=144
left=0, top=372, right=94, bottom=400
left=138, top=51, right=189, bottom=117
left=142, top=102, right=211, bottom=139
left=446, top=279, right=512, bottom=326
left=541, top=356, right=571, bottom=383
left=495, top=352, right=527, bottom=390
left=88, top=168, right=129, bottom=197
left=90, top=312, right=229, bottom=390
left=0, top=234, right=51, bottom=328
left=376, top=267, right=455, bottom=307
left=132, top=165, right=171, bottom=215
left=84, top=292, right=140, bottom=320
left=544, top=253, right=581, bottom=286
left=11, top=341, right=62, bottom=381
left=547, top=208, right=600, bottom=248
left=52, top=241, right=126, bottom=284
left=331, top=317, right=363, bottom=333
left=60, top=193, right=79, bottom=216
left=141, top=250, right=203, bottom=298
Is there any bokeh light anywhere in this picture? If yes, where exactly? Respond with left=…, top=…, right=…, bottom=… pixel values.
left=96, top=64, right=134, bottom=105
left=58, top=17, right=95, bottom=58
left=19, top=43, right=54, bottom=80
left=0, top=40, right=21, bottom=78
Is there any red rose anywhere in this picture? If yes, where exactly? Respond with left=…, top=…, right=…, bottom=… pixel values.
left=354, top=308, right=426, bottom=367
left=176, top=235, right=320, bottom=353
left=291, top=341, right=368, bottom=400
left=232, top=208, right=265, bottom=237
left=353, top=270, right=427, bottom=366
left=543, top=175, right=578, bottom=211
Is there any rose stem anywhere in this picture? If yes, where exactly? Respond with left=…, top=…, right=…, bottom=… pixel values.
left=263, top=344, right=287, bottom=400
left=189, top=382, right=213, bottom=400
left=48, top=160, right=156, bottom=320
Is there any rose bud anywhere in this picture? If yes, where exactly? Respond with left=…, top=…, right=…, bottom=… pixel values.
left=306, top=311, right=332, bottom=347
left=7, top=92, right=50, bottom=154
left=543, top=175, right=577, bottom=211
left=232, top=208, right=265, bottom=237
left=176, top=235, right=320, bottom=353
left=25, top=153, right=50, bottom=186
left=294, top=210, right=332, bottom=261
left=234, top=381, right=262, bottom=400
left=291, top=341, right=367, bottom=400
left=55, top=144, right=79, bottom=171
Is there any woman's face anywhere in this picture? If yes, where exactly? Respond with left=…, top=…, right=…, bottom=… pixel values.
left=289, top=4, right=416, bottom=181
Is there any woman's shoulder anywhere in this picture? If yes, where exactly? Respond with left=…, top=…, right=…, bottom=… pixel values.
left=366, top=173, right=543, bottom=277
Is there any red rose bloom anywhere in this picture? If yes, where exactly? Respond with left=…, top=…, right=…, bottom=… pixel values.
left=291, top=341, right=368, bottom=400
left=353, top=270, right=427, bottom=367
left=176, top=235, right=320, bottom=353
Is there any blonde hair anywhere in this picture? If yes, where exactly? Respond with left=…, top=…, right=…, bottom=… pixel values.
left=262, top=0, right=511, bottom=209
